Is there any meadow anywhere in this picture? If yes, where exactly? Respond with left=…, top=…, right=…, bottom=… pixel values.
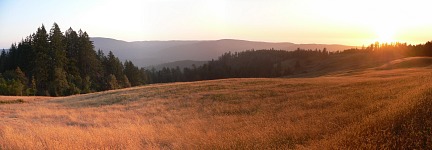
left=1, top=58, right=432, bottom=149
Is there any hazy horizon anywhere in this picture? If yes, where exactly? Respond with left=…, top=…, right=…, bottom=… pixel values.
left=1, top=0, right=432, bottom=49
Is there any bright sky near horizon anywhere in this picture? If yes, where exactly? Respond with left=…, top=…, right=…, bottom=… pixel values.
left=1, top=0, right=432, bottom=49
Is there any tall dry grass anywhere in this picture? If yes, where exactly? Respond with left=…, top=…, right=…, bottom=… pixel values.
left=1, top=67, right=432, bottom=149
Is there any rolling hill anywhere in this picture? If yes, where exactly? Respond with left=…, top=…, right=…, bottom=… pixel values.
left=91, top=37, right=356, bottom=67
left=1, top=57, right=431, bottom=149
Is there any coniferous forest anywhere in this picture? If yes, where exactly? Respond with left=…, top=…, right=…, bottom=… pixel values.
left=0, top=23, right=147, bottom=96
left=147, top=41, right=432, bottom=83
left=2, top=23, right=432, bottom=96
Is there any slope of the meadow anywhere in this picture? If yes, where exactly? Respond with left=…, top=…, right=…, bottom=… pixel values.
left=1, top=58, right=432, bottom=149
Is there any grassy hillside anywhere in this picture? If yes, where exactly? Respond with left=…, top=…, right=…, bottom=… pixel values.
left=284, top=52, right=406, bottom=78
left=1, top=58, right=432, bottom=149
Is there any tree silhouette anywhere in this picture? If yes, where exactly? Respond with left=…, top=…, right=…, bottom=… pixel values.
left=0, top=23, right=149, bottom=96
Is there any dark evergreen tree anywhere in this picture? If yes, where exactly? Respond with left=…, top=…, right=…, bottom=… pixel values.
left=48, top=23, right=69, bottom=96
left=16, top=37, right=35, bottom=75
left=82, top=76, right=91, bottom=93
left=294, top=60, right=301, bottom=71
left=10, top=79, right=24, bottom=96
left=32, top=25, right=50, bottom=95
left=0, top=49, right=7, bottom=72
left=108, top=74, right=119, bottom=90
left=104, top=51, right=125, bottom=85
left=5, top=44, right=18, bottom=71
left=65, top=27, right=80, bottom=78
left=124, top=60, right=144, bottom=86
left=50, top=67, right=69, bottom=96
left=29, top=76, right=37, bottom=96
left=122, top=75, right=131, bottom=88
left=15, top=67, right=28, bottom=86
left=77, top=30, right=103, bottom=91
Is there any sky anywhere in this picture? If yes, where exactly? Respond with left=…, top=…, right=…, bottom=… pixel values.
left=1, top=0, right=432, bottom=49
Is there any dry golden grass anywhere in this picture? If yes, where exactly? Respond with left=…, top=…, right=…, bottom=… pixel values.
left=1, top=58, right=432, bottom=149
left=0, top=96, right=53, bottom=103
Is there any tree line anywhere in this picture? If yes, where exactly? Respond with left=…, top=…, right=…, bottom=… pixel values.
left=146, top=41, right=432, bottom=83
left=146, top=48, right=330, bottom=83
left=0, top=23, right=148, bottom=96
left=3, top=23, right=432, bottom=96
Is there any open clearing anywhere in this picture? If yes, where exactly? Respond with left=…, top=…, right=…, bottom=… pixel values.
left=1, top=58, right=432, bottom=149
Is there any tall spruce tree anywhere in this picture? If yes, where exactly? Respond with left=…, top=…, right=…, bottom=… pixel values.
left=49, top=23, right=68, bottom=70
left=50, top=67, right=69, bottom=96
left=0, top=50, right=7, bottom=72
left=32, top=25, right=50, bottom=95
left=124, top=60, right=142, bottom=86
left=65, top=27, right=82, bottom=93
left=15, top=67, right=28, bottom=86
left=122, top=75, right=131, bottom=88
left=108, top=74, right=119, bottom=90
left=105, top=51, right=124, bottom=83
left=48, top=23, right=69, bottom=96
left=77, top=30, right=103, bottom=91
left=65, top=27, right=80, bottom=78
left=16, top=37, right=35, bottom=75
left=5, top=44, right=18, bottom=71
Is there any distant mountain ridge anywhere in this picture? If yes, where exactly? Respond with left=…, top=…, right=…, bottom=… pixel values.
left=91, top=37, right=356, bottom=67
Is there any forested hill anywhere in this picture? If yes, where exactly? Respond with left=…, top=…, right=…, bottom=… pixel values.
left=0, top=23, right=148, bottom=96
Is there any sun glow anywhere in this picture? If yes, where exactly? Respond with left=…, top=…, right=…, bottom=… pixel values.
left=375, top=25, right=396, bottom=43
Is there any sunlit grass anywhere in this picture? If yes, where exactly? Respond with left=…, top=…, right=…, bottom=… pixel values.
left=0, top=99, right=24, bottom=104
left=1, top=60, right=432, bottom=149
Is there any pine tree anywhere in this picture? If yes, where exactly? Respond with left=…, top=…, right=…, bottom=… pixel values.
left=47, top=23, right=69, bottom=96
left=77, top=30, right=102, bottom=79
left=15, top=67, right=28, bottom=86
left=11, top=79, right=24, bottom=96
left=294, top=60, right=301, bottom=71
left=16, top=37, right=34, bottom=75
left=0, top=50, right=7, bottom=72
left=77, top=30, right=104, bottom=92
left=30, top=76, right=37, bottom=96
left=32, top=25, right=50, bottom=95
left=124, top=60, right=143, bottom=86
left=65, top=27, right=80, bottom=78
left=82, top=76, right=91, bottom=93
left=108, top=74, right=119, bottom=90
left=122, top=75, right=131, bottom=88
left=139, top=68, right=149, bottom=84
left=105, top=51, right=124, bottom=79
left=272, top=62, right=282, bottom=77
left=49, top=23, right=68, bottom=71
left=5, top=44, right=18, bottom=70
left=49, top=67, right=69, bottom=96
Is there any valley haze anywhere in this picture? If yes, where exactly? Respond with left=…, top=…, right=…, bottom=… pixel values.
left=91, top=37, right=355, bottom=67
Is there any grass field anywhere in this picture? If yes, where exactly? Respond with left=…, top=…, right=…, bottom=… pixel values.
left=1, top=58, right=432, bottom=149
